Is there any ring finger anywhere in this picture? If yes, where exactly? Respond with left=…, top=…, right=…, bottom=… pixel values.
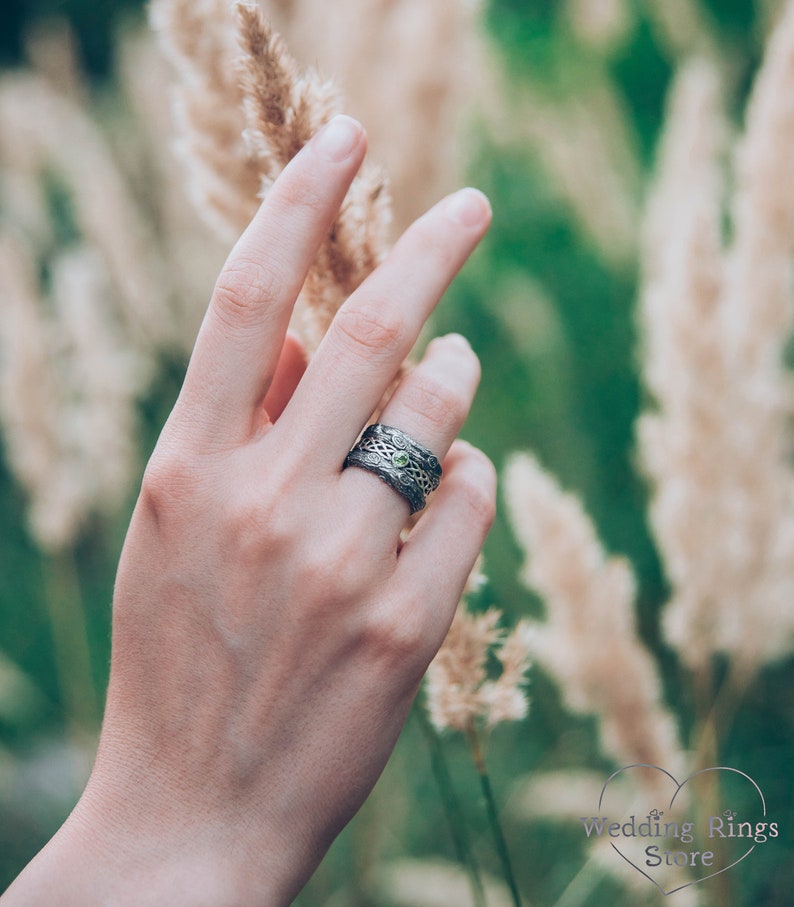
left=339, top=333, right=481, bottom=537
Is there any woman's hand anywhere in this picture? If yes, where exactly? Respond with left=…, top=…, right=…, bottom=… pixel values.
left=3, top=116, right=494, bottom=906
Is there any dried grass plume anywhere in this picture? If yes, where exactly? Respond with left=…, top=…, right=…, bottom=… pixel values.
left=504, top=453, right=684, bottom=783
left=639, top=2, right=794, bottom=673
left=425, top=606, right=533, bottom=734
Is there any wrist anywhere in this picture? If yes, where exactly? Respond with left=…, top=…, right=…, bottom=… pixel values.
left=2, top=782, right=299, bottom=907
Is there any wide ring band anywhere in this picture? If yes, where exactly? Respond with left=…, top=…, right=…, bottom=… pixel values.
left=343, top=423, right=443, bottom=514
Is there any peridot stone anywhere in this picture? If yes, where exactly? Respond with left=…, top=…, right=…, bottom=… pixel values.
left=392, top=451, right=410, bottom=468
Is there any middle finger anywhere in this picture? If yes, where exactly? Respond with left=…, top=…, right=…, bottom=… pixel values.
left=272, top=188, right=491, bottom=469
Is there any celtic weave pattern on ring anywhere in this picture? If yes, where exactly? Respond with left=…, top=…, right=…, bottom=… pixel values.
left=343, top=423, right=443, bottom=514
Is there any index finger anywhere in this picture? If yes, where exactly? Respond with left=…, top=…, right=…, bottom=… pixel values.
left=175, top=116, right=367, bottom=446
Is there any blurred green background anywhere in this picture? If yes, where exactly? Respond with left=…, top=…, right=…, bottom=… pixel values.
left=0, top=1, right=792, bottom=905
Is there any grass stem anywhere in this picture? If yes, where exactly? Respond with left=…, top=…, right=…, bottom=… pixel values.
left=415, top=705, right=488, bottom=907
left=466, top=722, right=523, bottom=907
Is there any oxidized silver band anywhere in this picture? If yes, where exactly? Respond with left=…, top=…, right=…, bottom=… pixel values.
left=344, top=423, right=442, bottom=514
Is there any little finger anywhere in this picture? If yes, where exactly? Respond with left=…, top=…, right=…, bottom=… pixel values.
left=392, top=440, right=497, bottom=655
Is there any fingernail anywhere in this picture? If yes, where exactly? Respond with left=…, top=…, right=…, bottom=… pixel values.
left=443, top=333, right=472, bottom=351
left=446, top=188, right=491, bottom=227
left=313, top=115, right=363, bottom=162
left=429, top=333, right=472, bottom=357
left=427, top=333, right=477, bottom=366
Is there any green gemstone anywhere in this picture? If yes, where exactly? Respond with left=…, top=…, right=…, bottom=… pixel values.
left=392, top=451, right=410, bottom=468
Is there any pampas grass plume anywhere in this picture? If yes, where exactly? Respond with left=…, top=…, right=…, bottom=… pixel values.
left=504, top=453, right=684, bottom=783
left=640, top=2, right=794, bottom=672
left=425, top=607, right=533, bottom=734
left=150, top=0, right=261, bottom=240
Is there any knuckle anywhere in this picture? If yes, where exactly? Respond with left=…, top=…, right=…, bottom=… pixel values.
left=141, top=448, right=200, bottom=515
left=224, top=497, right=294, bottom=566
left=410, top=220, right=455, bottom=271
left=361, top=603, right=425, bottom=666
left=297, top=542, right=363, bottom=605
left=221, top=467, right=302, bottom=564
left=453, top=453, right=497, bottom=528
left=332, top=304, right=407, bottom=363
left=273, top=174, right=328, bottom=221
left=400, top=372, right=470, bottom=432
left=212, top=258, right=286, bottom=329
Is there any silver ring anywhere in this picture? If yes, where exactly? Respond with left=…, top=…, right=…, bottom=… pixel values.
left=343, top=423, right=442, bottom=514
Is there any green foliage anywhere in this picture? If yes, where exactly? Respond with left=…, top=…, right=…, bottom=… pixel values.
left=0, top=0, right=147, bottom=74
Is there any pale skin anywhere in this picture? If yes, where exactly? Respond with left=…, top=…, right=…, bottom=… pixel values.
left=1, top=115, right=495, bottom=906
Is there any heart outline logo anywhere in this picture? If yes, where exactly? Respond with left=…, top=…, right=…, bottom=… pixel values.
left=597, top=763, right=767, bottom=896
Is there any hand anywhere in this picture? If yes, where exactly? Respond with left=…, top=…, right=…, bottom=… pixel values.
left=2, top=115, right=495, bottom=906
